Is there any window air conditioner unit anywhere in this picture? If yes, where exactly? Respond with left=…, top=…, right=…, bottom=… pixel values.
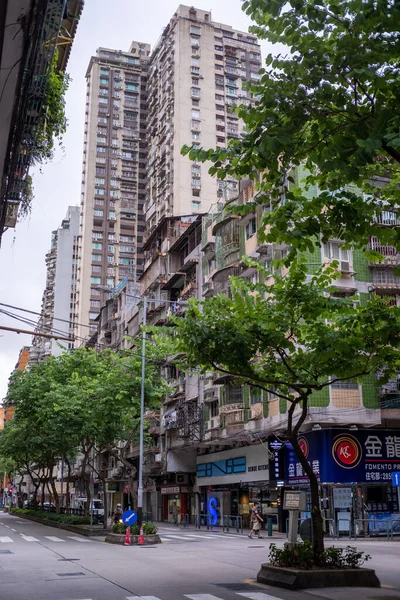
left=340, top=260, right=351, bottom=273
left=210, top=416, right=220, bottom=429
left=176, top=474, right=188, bottom=484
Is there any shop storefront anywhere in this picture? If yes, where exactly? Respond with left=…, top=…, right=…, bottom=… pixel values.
left=160, top=485, right=191, bottom=524
left=196, top=445, right=278, bottom=529
left=285, top=429, right=400, bottom=535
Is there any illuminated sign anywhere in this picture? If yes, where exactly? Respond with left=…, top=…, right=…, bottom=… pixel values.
left=207, top=497, right=218, bottom=525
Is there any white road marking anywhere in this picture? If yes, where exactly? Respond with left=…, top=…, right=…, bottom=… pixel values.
left=20, top=535, right=39, bottom=542
left=185, top=595, right=224, bottom=600
left=0, top=537, right=13, bottom=543
left=44, top=536, right=65, bottom=542
left=67, top=536, right=92, bottom=543
left=160, top=537, right=170, bottom=542
left=183, top=534, right=216, bottom=539
left=163, top=534, right=196, bottom=540
left=238, top=593, right=282, bottom=600
left=11, top=528, right=16, bottom=531
left=127, top=597, right=162, bottom=600
left=5, top=525, right=10, bottom=528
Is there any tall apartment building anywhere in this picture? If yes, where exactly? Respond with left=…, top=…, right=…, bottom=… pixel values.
left=76, top=43, right=150, bottom=341
left=142, top=5, right=261, bottom=299
left=33, top=206, right=79, bottom=356
left=75, top=6, right=261, bottom=341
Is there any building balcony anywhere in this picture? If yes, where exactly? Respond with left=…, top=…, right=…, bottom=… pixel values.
left=368, top=237, right=399, bottom=265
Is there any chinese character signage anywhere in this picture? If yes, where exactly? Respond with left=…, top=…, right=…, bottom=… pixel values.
left=285, top=430, right=400, bottom=484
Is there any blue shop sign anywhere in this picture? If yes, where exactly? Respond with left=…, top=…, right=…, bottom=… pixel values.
left=285, top=430, right=400, bottom=484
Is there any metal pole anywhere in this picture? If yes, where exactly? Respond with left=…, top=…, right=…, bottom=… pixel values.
left=60, top=457, right=64, bottom=511
left=137, top=297, right=147, bottom=527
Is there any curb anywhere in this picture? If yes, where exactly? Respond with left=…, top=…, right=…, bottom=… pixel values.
left=8, top=512, right=111, bottom=537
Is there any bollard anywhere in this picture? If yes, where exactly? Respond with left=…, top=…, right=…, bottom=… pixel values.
left=268, top=516, right=273, bottom=537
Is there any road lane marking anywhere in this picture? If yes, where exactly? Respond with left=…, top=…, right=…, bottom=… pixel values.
left=67, top=536, right=92, bottom=543
left=44, top=536, right=65, bottom=542
left=162, top=534, right=196, bottom=540
left=238, top=593, right=282, bottom=600
left=20, top=535, right=39, bottom=542
left=0, top=537, right=13, bottom=543
left=184, top=534, right=216, bottom=539
left=127, top=597, right=162, bottom=600
left=185, top=595, right=224, bottom=600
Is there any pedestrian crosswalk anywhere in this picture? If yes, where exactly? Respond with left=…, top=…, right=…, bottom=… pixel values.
left=67, top=593, right=282, bottom=600
left=0, top=534, right=93, bottom=544
left=159, top=530, right=248, bottom=543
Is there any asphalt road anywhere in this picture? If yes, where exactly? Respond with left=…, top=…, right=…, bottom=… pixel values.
left=1, top=511, right=400, bottom=600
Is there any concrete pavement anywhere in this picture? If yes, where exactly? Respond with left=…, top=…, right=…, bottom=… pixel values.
left=0, top=511, right=400, bottom=600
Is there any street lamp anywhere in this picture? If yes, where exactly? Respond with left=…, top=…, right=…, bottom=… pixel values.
left=95, top=285, right=189, bottom=525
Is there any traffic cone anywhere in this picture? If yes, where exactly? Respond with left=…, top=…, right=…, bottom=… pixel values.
left=138, top=525, right=145, bottom=545
left=124, top=526, right=131, bottom=546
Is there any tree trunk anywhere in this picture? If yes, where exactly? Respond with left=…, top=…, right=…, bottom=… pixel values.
left=290, top=434, right=324, bottom=557
left=65, top=458, right=72, bottom=513
left=101, top=452, right=109, bottom=530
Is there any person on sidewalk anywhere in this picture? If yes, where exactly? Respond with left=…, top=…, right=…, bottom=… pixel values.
left=248, top=502, right=264, bottom=539
left=172, top=501, right=179, bottom=526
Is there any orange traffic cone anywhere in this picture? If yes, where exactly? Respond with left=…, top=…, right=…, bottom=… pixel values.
left=138, top=525, right=145, bottom=545
left=124, top=526, right=131, bottom=546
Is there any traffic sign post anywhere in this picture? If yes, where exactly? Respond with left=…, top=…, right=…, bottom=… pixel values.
left=392, top=473, right=400, bottom=514
left=122, top=510, right=137, bottom=526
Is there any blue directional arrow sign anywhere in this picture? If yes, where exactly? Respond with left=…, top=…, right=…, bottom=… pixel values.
left=122, top=510, right=137, bottom=525
left=392, top=473, right=400, bottom=487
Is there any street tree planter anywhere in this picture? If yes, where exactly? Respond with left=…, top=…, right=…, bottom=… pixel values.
left=257, top=563, right=380, bottom=590
left=105, top=533, right=161, bottom=545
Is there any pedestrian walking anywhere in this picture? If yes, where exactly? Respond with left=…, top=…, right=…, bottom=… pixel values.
left=172, top=501, right=178, bottom=526
left=248, top=502, right=264, bottom=539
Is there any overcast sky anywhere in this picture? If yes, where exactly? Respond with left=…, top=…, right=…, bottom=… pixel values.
left=0, top=1, right=276, bottom=400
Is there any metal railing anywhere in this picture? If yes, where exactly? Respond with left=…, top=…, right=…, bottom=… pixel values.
left=222, top=515, right=243, bottom=533
left=195, top=513, right=214, bottom=530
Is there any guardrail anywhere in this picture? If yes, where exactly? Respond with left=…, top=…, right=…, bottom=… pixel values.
left=336, top=518, right=390, bottom=540
left=180, top=513, right=190, bottom=528
left=195, top=513, right=214, bottom=530
left=222, top=514, right=243, bottom=533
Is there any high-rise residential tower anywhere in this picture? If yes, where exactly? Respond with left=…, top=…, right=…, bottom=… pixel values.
left=76, top=43, right=150, bottom=341
left=76, top=6, right=261, bottom=340
left=33, top=206, right=80, bottom=356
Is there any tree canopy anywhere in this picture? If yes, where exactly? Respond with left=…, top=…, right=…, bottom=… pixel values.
left=183, top=0, right=400, bottom=258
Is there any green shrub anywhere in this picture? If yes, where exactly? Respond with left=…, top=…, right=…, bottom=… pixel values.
left=268, top=542, right=371, bottom=570
left=10, top=507, right=90, bottom=525
left=130, top=524, right=140, bottom=535
left=113, top=522, right=127, bottom=534
left=142, top=522, right=157, bottom=535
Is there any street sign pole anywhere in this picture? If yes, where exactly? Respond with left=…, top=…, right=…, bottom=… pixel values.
left=137, top=296, right=147, bottom=528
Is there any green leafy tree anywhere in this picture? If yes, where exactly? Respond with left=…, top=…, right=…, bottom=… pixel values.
left=183, top=0, right=400, bottom=258
left=2, top=348, right=165, bottom=523
left=168, top=262, right=400, bottom=556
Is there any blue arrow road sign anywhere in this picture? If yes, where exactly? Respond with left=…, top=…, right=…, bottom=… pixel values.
left=122, top=510, right=137, bottom=525
left=392, top=472, right=400, bottom=487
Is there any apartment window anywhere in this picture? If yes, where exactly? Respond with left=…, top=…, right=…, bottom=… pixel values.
left=245, top=217, right=257, bottom=240
left=110, top=179, right=118, bottom=187
left=192, top=78, right=199, bottom=86
left=99, top=97, right=108, bottom=104
left=89, top=312, right=99, bottom=320
left=94, top=209, right=103, bottom=217
left=215, top=54, right=223, bottom=61
left=120, top=245, right=135, bottom=253
left=95, top=177, right=105, bottom=185
left=191, top=87, right=200, bottom=97
left=108, top=245, right=114, bottom=253
left=100, top=78, right=109, bottom=85
left=190, top=25, right=201, bottom=35
left=191, top=66, right=200, bottom=75
left=96, top=146, right=106, bottom=153
left=109, top=211, right=116, bottom=220
left=216, top=104, right=224, bottom=111
left=92, top=254, right=102, bottom=261
left=100, top=68, right=109, bottom=75
left=192, top=99, right=199, bottom=107
left=110, top=190, right=118, bottom=197
left=91, top=277, right=101, bottom=284
left=98, top=117, right=107, bottom=124
left=216, top=136, right=226, bottom=143
left=191, top=37, right=200, bottom=46
left=95, top=188, right=105, bottom=195
left=120, top=235, right=134, bottom=242
left=107, top=278, right=114, bottom=286
left=216, top=125, right=225, bottom=132
left=192, top=109, right=200, bottom=119
left=192, top=201, right=201, bottom=210
left=192, top=178, right=201, bottom=186
left=96, top=137, right=107, bottom=144
left=126, top=83, right=138, bottom=91
left=192, top=165, right=201, bottom=176
left=251, top=72, right=261, bottom=80
left=192, top=57, right=199, bottom=66
left=113, top=100, right=120, bottom=107
left=90, top=300, right=101, bottom=308
left=92, top=242, right=102, bottom=250
left=96, top=167, right=105, bottom=175
left=331, top=376, right=358, bottom=389
left=192, top=131, right=200, bottom=140
left=108, top=256, right=114, bottom=263
left=92, top=232, right=103, bottom=240
left=250, top=387, right=262, bottom=405
left=126, top=56, right=139, bottom=64
left=215, top=45, right=223, bottom=51
left=226, top=86, right=237, bottom=96
left=92, top=265, right=102, bottom=273
left=192, top=143, right=200, bottom=150
left=192, top=189, right=200, bottom=197
left=322, top=241, right=350, bottom=264
left=119, top=257, right=132, bottom=265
